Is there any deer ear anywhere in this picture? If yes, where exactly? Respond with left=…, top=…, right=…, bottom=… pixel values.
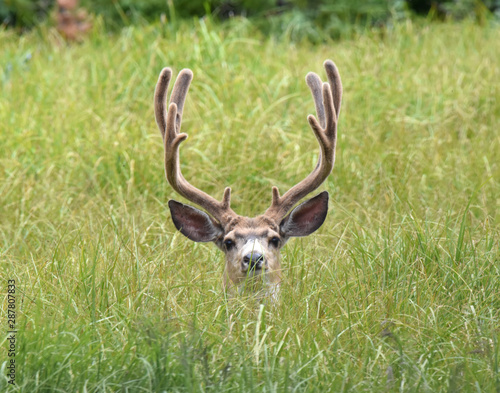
left=168, top=200, right=223, bottom=242
left=280, top=191, right=329, bottom=238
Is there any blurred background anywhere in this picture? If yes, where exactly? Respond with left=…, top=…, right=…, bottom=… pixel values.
left=2, top=0, right=500, bottom=40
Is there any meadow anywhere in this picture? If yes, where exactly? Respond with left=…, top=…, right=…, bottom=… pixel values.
left=1, top=17, right=499, bottom=392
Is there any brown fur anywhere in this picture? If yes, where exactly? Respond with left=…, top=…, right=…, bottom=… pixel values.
left=218, top=216, right=282, bottom=290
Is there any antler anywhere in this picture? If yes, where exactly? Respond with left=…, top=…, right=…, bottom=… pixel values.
left=154, top=67, right=236, bottom=224
left=265, top=60, right=342, bottom=221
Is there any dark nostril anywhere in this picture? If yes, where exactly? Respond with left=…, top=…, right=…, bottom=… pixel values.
left=244, top=253, right=264, bottom=268
left=244, top=253, right=263, bottom=262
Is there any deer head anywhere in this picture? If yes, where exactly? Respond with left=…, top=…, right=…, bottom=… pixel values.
left=154, top=60, right=342, bottom=297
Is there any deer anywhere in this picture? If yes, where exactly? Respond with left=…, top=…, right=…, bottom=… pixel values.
left=154, top=60, right=342, bottom=299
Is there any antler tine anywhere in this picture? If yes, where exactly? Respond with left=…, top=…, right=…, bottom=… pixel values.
left=324, top=59, right=342, bottom=119
left=154, top=67, right=172, bottom=140
left=265, top=60, right=342, bottom=221
left=305, top=72, right=326, bottom=129
left=155, top=68, right=236, bottom=224
left=169, top=69, right=192, bottom=133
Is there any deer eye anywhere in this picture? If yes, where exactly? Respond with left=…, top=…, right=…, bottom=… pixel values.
left=269, top=237, right=280, bottom=247
left=224, top=239, right=235, bottom=250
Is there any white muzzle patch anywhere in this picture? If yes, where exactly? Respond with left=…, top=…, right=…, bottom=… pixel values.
left=241, top=239, right=265, bottom=259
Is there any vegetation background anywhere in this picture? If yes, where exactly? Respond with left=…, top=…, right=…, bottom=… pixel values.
left=1, top=0, right=499, bottom=391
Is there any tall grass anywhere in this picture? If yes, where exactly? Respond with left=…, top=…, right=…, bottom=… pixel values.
left=0, top=18, right=499, bottom=391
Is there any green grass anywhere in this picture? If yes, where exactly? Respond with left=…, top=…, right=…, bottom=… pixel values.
left=1, top=18, right=499, bottom=392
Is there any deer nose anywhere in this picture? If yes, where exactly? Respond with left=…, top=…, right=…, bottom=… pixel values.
left=243, top=252, right=264, bottom=269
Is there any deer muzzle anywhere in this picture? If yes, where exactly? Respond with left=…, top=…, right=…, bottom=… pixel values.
left=241, top=240, right=266, bottom=273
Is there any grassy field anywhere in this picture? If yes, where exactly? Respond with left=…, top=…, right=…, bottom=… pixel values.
left=1, top=18, right=499, bottom=392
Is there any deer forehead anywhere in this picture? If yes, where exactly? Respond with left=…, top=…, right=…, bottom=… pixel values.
left=223, top=216, right=280, bottom=240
